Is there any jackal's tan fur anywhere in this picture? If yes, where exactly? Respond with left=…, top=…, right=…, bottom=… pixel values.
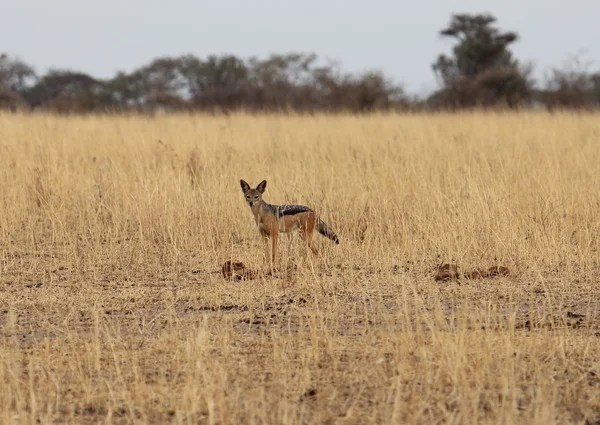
left=240, top=179, right=339, bottom=263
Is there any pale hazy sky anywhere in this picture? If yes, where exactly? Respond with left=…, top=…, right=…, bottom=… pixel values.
left=2, top=0, right=599, bottom=96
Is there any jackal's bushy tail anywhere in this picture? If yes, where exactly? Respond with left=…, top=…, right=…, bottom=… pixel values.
left=318, top=219, right=340, bottom=244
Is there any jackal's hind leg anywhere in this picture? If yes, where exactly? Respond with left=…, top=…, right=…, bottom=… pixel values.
left=299, top=215, right=319, bottom=257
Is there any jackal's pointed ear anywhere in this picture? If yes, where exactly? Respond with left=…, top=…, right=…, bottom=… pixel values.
left=240, top=179, right=251, bottom=193
left=256, top=180, right=267, bottom=193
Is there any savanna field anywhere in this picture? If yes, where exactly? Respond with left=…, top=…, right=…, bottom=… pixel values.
left=0, top=111, right=599, bottom=425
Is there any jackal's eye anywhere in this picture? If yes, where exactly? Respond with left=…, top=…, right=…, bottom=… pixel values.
left=245, top=195, right=250, bottom=200
left=253, top=196, right=259, bottom=201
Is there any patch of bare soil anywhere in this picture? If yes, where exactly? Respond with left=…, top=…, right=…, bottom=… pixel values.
left=221, top=259, right=297, bottom=281
left=434, top=263, right=510, bottom=282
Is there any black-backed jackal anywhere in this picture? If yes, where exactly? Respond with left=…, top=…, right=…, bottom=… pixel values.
left=240, top=179, right=339, bottom=263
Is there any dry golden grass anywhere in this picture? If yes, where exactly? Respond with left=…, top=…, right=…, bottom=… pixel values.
left=1, top=111, right=599, bottom=424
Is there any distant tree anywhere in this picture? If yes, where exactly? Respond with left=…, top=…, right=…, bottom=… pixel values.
left=319, top=70, right=407, bottom=112
left=245, top=53, right=407, bottom=112
left=189, top=54, right=250, bottom=110
left=541, top=53, right=600, bottom=110
left=592, top=73, right=600, bottom=105
left=429, top=13, right=533, bottom=109
left=352, top=71, right=406, bottom=111
left=105, top=71, right=147, bottom=111
left=246, top=52, right=322, bottom=111
left=108, top=54, right=252, bottom=112
left=0, top=89, right=30, bottom=112
left=23, top=70, right=112, bottom=113
left=114, top=57, right=190, bottom=111
left=0, top=54, right=37, bottom=111
left=0, top=54, right=37, bottom=91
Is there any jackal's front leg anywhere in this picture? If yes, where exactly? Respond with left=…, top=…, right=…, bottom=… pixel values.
left=270, top=224, right=279, bottom=264
left=260, top=229, right=270, bottom=264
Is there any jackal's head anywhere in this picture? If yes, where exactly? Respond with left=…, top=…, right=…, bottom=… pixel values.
left=240, top=179, right=267, bottom=207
